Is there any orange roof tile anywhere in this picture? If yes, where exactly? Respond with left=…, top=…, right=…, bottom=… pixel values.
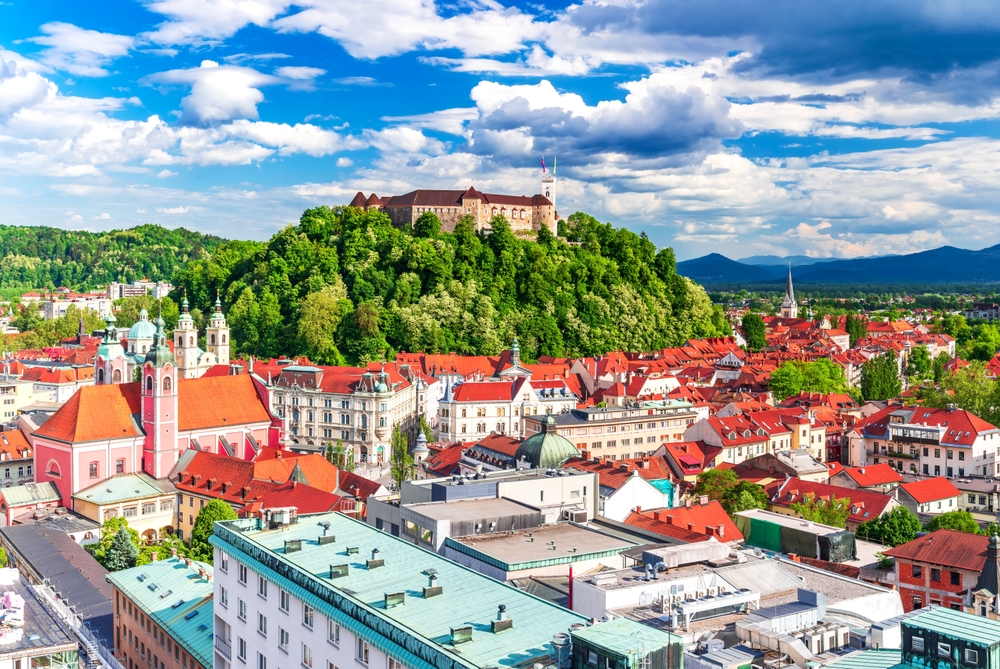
left=177, top=374, right=271, bottom=431
left=38, top=383, right=142, bottom=443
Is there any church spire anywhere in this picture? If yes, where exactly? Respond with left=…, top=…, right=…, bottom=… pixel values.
left=780, top=264, right=798, bottom=319
left=785, top=264, right=795, bottom=304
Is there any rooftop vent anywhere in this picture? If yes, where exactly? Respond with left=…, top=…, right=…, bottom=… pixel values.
left=329, top=564, right=349, bottom=579
left=492, top=604, right=513, bottom=633
left=367, top=549, right=384, bottom=570
left=346, top=547, right=359, bottom=555
left=450, top=626, right=473, bottom=645
left=384, top=592, right=405, bottom=609
left=284, top=539, right=302, bottom=553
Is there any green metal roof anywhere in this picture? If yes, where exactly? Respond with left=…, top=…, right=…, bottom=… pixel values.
left=105, top=557, right=214, bottom=669
left=73, top=473, right=173, bottom=506
left=820, top=650, right=902, bottom=669
left=906, top=606, right=1000, bottom=647
left=570, top=617, right=679, bottom=658
left=2, top=481, right=61, bottom=507
left=211, top=512, right=589, bottom=669
left=443, top=537, right=634, bottom=572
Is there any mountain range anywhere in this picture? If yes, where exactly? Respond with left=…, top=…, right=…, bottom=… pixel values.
left=678, top=245, right=1000, bottom=285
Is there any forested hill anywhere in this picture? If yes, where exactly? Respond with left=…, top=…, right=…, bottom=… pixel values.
left=0, top=224, right=224, bottom=291
left=172, top=208, right=729, bottom=364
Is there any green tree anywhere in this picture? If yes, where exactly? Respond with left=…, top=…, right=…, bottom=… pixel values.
left=388, top=425, right=413, bottom=490
left=190, top=499, right=238, bottom=562
left=104, top=526, right=139, bottom=571
left=89, top=516, right=140, bottom=565
left=844, top=314, right=867, bottom=347
left=907, top=345, right=932, bottom=378
left=419, top=415, right=434, bottom=443
left=769, top=363, right=805, bottom=400
left=413, top=212, right=442, bottom=239
left=296, top=283, right=352, bottom=364
left=741, top=313, right=766, bottom=351
left=723, top=482, right=770, bottom=514
left=694, top=469, right=739, bottom=503
left=790, top=494, right=852, bottom=528
left=855, top=505, right=922, bottom=546
left=0, top=547, right=9, bottom=568
left=924, top=510, right=981, bottom=534
left=932, top=351, right=951, bottom=382
left=861, top=351, right=903, bottom=401
left=919, top=362, right=1000, bottom=426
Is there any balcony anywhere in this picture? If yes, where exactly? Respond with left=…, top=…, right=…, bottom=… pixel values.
left=215, top=637, right=231, bottom=660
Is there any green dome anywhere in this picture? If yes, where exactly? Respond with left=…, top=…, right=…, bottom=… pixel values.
left=128, top=309, right=157, bottom=340
left=515, top=415, right=578, bottom=469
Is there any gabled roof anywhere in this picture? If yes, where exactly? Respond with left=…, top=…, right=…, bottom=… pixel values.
left=336, top=470, right=384, bottom=501
left=37, top=383, right=142, bottom=443
left=769, top=478, right=894, bottom=524
left=424, top=443, right=466, bottom=477
left=451, top=381, right=514, bottom=402
left=833, top=464, right=903, bottom=487
left=626, top=500, right=743, bottom=542
left=898, top=477, right=961, bottom=503
left=73, top=473, right=173, bottom=505
left=885, top=529, right=987, bottom=572
left=0, top=431, right=31, bottom=460
left=468, top=434, right=521, bottom=458
left=0, top=481, right=62, bottom=507
left=237, top=480, right=341, bottom=516
left=251, top=453, right=340, bottom=492
left=177, top=375, right=272, bottom=431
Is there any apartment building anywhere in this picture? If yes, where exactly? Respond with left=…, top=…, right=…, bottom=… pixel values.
left=0, top=377, right=40, bottom=419
left=523, top=400, right=699, bottom=461
left=269, top=363, right=417, bottom=464
left=107, top=556, right=213, bottom=669
left=210, top=512, right=657, bottom=669
left=854, top=405, right=1000, bottom=476
left=684, top=409, right=829, bottom=465
left=438, top=377, right=577, bottom=443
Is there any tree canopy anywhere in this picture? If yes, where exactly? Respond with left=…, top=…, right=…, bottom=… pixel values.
left=769, top=358, right=850, bottom=400
left=741, top=313, right=766, bottom=351
left=790, top=493, right=852, bottom=528
left=861, top=351, right=903, bottom=401
left=171, top=208, right=728, bottom=364
left=190, top=499, right=238, bottom=561
left=924, top=510, right=981, bottom=534
left=855, top=506, right=922, bottom=546
left=694, top=469, right=769, bottom=515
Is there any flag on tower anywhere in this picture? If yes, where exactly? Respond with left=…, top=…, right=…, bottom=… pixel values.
left=541, top=157, right=546, bottom=173
left=553, top=156, right=556, bottom=175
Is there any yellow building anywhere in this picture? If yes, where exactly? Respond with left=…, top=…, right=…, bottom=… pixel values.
left=72, top=473, right=176, bottom=541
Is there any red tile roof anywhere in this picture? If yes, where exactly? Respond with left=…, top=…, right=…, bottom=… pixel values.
left=336, top=470, right=383, bottom=501
left=177, top=374, right=272, bottom=431
left=451, top=380, right=516, bottom=402
left=834, top=464, right=904, bottom=487
left=254, top=453, right=340, bottom=492
left=0, top=431, right=31, bottom=460
left=424, top=443, right=466, bottom=477
left=769, top=478, right=894, bottom=524
left=624, top=500, right=742, bottom=542
left=885, top=529, right=987, bottom=572
left=39, top=383, right=142, bottom=443
left=898, top=477, right=961, bottom=504
left=469, top=434, right=521, bottom=458
left=237, top=480, right=341, bottom=516
left=562, top=455, right=673, bottom=490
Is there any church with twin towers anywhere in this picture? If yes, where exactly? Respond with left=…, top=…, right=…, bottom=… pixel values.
left=349, top=162, right=558, bottom=235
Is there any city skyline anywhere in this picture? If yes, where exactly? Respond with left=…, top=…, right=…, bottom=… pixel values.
left=2, top=1, right=1000, bottom=259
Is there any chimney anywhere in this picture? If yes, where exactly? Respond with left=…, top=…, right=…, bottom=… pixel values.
left=718, top=524, right=725, bottom=538
left=685, top=499, right=692, bottom=509
left=170, top=548, right=178, bottom=558
left=635, top=506, right=642, bottom=515
left=699, top=495, right=709, bottom=505
left=860, top=467, right=865, bottom=475
left=656, top=511, right=668, bottom=522
left=687, top=523, right=695, bottom=532
left=151, top=552, right=158, bottom=562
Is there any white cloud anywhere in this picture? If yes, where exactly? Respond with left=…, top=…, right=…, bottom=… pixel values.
left=147, top=60, right=279, bottom=124
left=336, top=157, right=353, bottom=167
left=28, top=22, right=134, bottom=77
left=157, top=169, right=178, bottom=178
left=276, top=66, right=325, bottom=80
left=382, top=107, right=478, bottom=135
left=156, top=205, right=190, bottom=213
left=142, top=0, right=291, bottom=45
left=98, top=212, right=111, bottom=219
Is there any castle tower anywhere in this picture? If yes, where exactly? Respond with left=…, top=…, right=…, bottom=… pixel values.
left=205, top=297, right=230, bottom=366
left=141, top=316, right=178, bottom=479
left=541, top=157, right=556, bottom=211
left=95, top=313, right=127, bottom=385
left=174, top=296, right=198, bottom=379
left=780, top=265, right=798, bottom=319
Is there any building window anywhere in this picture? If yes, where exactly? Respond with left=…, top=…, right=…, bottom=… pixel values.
left=356, top=639, right=369, bottom=665
left=388, top=660, right=405, bottom=669
left=912, top=565, right=922, bottom=578
left=303, top=604, right=314, bottom=628
left=913, top=596, right=923, bottom=609
left=302, top=644, right=313, bottom=668
left=238, top=599, right=246, bottom=620
left=280, top=589, right=289, bottom=612
left=931, top=568, right=941, bottom=582
left=258, top=653, right=267, bottom=669
left=938, top=643, right=951, bottom=658
left=258, top=613, right=267, bottom=636
left=950, top=571, right=961, bottom=586
left=160, top=499, right=173, bottom=512
left=329, top=620, right=340, bottom=646
left=116, top=459, right=125, bottom=474
left=280, top=628, right=289, bottom=651
left=239, top=564, right=247, bottom=584
left=220, top=587, right=228, bottom=607
left=124, top=506, right=137, bottom=518
left=912, top=637, right=924, bottom=652
left=237, top=638, right=246, bottom=663
left=89, top=462, right=99, bottom=478
left=258, top=576, right=268, bottom=598
left=220, top=553, right=229, bottom=572
left=142, top=503, right=155, bottom=515
left=966, top=649, right=979, bottom=663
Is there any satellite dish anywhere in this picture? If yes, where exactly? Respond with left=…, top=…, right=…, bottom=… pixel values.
left=753, top=547, right=764, bottom=558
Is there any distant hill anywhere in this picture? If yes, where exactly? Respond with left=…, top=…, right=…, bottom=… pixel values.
left=738, top=254, right=831, bottom=266
left=679, top=244, right=1000, bottom=286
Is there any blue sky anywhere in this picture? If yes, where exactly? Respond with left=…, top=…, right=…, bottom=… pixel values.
left=4, top=0, right=1000, bottom=259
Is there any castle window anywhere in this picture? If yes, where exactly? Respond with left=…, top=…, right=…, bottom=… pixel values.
left=163, top=377, right=172, bottom=393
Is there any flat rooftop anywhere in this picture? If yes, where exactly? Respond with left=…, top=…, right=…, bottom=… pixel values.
left=212, top=512, right=589, bottom=669
left=449, top=524, right=635, bottom=568
left=405, top=497, right=539, bottom=521
left=0, top=569, right=77, bottom=658
left=735, top=508, right=846, bottom=535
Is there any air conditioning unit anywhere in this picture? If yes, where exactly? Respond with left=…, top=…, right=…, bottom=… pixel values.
left=571, top=510, right=588, bottom=523
left=708, top=587, right=717, bottom=596
left=718, top=585, right=726, bottom=593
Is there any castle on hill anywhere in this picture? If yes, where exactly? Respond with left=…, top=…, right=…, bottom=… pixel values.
left=349, top=169, right=558, bottom=235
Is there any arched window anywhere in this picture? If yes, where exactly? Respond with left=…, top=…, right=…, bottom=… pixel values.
left=189, top=336, right=194, bottom=346
left=142, top=345, right=147, bottom=353
left=163, top=376, right=172, bottom=393
left=211, top=334, right=216, bottom=345
left=46, top=460, right=61, bottom=477
left=222, top=334, right=227, bottom=343
left=461, top=408, right=467, bottom=418
left=146, top=376, right=153, bottom=392
left=97, top=369, right=105, bottom=384
left=492, top=207, right=497, bottom=216
left=112, top=369, right=122, bottom=384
